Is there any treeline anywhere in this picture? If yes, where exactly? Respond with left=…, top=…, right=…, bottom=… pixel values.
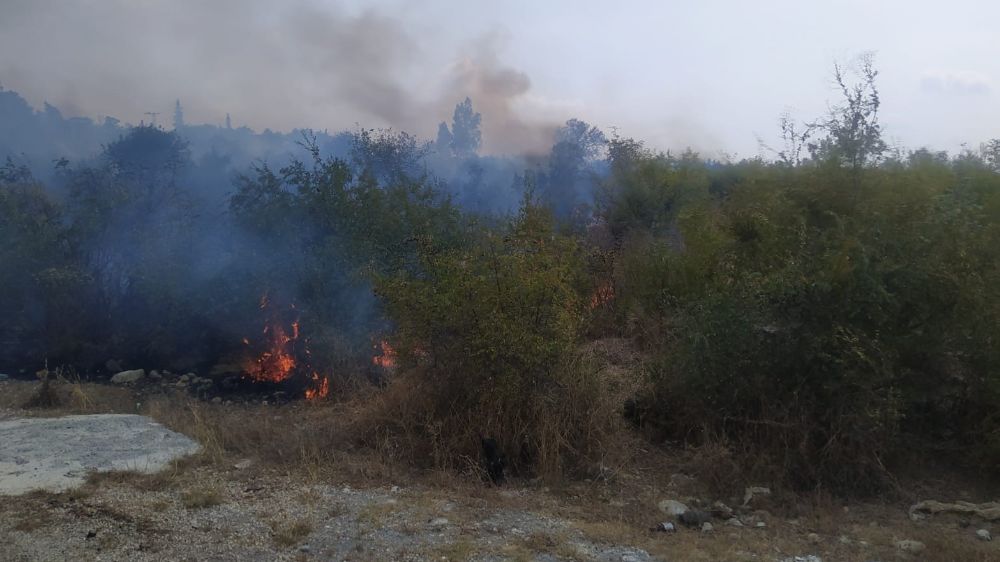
left=2, top=66, right=999, bottom=494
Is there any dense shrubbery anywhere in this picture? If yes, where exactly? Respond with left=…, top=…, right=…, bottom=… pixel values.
left=606, top=141, right=1000, bottom=493
left=2, top=68, right=1000, bottom=492
left=370, top=198, right=626, bottom=477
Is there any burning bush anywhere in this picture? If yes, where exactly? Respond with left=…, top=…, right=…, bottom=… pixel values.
left=370, top=198, right=626, bottom=478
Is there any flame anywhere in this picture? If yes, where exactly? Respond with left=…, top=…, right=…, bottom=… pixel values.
left=372, top=340, right=397, bottom=369
left=590, top=281, right=615, bottom=309
left=305, top=372, right=330, bottom=400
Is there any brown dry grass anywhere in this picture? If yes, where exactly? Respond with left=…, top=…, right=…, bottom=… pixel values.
left=270, top=518, right=314, bottom=547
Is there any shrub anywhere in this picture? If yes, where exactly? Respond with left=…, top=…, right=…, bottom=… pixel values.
left=370, top=199, right=625, bottom=478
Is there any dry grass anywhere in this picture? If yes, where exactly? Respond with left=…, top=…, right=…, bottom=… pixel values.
left=180, top=487, right=225, bottom=509
left=270, top=518, right=314, bottom=547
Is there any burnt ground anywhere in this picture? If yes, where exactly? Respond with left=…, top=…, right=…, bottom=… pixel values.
left=1, top=378, right=998, bottom=562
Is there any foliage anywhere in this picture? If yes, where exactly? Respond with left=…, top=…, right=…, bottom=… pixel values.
left=370, top=198, right=622, bottom=477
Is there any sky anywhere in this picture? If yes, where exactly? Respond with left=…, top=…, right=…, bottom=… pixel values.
left=0, top=0, right=997, bottom=156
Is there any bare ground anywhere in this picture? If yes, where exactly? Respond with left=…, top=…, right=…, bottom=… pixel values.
left=0, top=379, right=997, bottom=562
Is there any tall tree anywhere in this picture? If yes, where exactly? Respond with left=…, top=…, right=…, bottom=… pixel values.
left=173, top=99, right=184, bottom=131
left=449, top=98, right=481, bottom=157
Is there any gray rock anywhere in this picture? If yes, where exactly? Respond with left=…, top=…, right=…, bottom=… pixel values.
left=976, top=529, right=992, bottom=541
left=0, top=414, right=200, bottom=494
left=148, top=371, right=162, bottom=381
left=211, top=397, right=222, bottom=404
left=428, top=517, right=449, bottom=528
left=679, top=509, right=711, bottom=527
left=755, top=521, right=767, bottom=528
left=779, top=557, right=822, bottom=562
left=895, top=539, right=926, bottom=553
left=658, top=499, right=689, bottom=517
left=726, top=517, right=744, bottom=527
left=110, top=369, right=145, bottom=384
left=807, top=533, right=821, bottom=544
left=656, top=522, right=676, bottom=533
left=298, top=545, right=311, bottom=553
left=742, top=486, right=771, bottom=507
left=700, top=522, right=714, bottom=533
left=711, top=501, right=734, bottom=519
left=233, top=459, right=253, bottom=470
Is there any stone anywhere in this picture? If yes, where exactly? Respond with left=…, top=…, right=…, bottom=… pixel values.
left=742, top=486, right=771, bottom=507
left=779, top=557, right=822, bottom=562
left=726, top=517, right=744, bottom=527
left=110, top=369, right=145, bottom=385
left=179, top=374, right=191, bottom=383
left=0, top=414, right=200, bottom=494
left=701, top=522, right=714, bottom=533
left=711, top=501, right=734, bottom=519
left=909, top=499, right=1000, bottom=521
left=0, top=373, right=9, bottom=381
left=211, top=397, right=222, bottom=404
left=428, top=517, right=449, bottom=528
left=298, top=545, right=311, bottom=553
left=755, top=522, right=767, bottom=528
left=807, top=533, right=821, bottom=544
left=976, top=529, right=992, bottom=541
left=895, top=539, right=926, bottom=553
left=679, top=509, right=711, bottom=528
left=656, top=521, right=676, bottom=532
left=233, top=459, right=252, bottom=470
left=658, top=499, right=690, bottom=517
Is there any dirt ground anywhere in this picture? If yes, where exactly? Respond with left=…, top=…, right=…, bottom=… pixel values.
left=0, top=378, right=997, bottom=562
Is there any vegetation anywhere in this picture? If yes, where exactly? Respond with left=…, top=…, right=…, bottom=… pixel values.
left=2, top=62, right=999, bottom=495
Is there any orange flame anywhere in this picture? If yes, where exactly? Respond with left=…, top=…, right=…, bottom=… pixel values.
left=590, top=281, right=615, bottom=309
left=305, top=372, right=330, bottom=400
left=372, top=340, right=397, bottom=369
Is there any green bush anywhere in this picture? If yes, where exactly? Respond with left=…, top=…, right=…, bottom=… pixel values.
left=371, top=199, right=625, bottom=478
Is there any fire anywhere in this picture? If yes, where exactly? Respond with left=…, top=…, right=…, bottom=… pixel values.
left=372, top=340, right=397, bottom=369
left=243, top=322, right=297, bottom=383
left=590, top=280, right=615, bottom=309
left=305, top=372, right=329, bottom=400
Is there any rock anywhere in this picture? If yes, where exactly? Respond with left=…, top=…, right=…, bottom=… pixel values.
left=742, top=486, right=771, bottom=507
left=390, top=485, right=401, bottom=493
left=233, top=459, right=253, bottom=470
left=711, top=501, right=734, bottom=519
left=976, top=529, right=992, bottom=541
left=779, top=557, right=822, bottom=562
left=838, top=535, right=851, bottom=545
left=679, top=510, right=711, bottom=528
left=726, top=517, right=744, bottom=527
left=298, top=545, right=311, bottom=553
left=0, top=373, right=9, bottom=381
left=0, top=414, right=200, bottom=494
left=895, top=539, right=926, bottom=553
left=428, top=517, right=449, bottom=528
left=658, top=499, right=690, bottom=517
left=807, top=533, right=821, bottom=544
left=701, top=522, right=714, bottom=533
left=656, top=522, right=676, bottom=533
left=211, top=397, right=222, bottom=405
left=909, top=499, right=1000, bottom=521
left=110, top=369, right=145, bottom=385
left=179, top=374, right=191, bottom=383
left=755, top=521, right=767, bottom=528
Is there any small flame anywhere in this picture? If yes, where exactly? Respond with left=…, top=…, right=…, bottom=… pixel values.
left=305, top=372, right=330, bottom=400
left=372, top=340, right=397, bottom=369
left=590, top=281, right=615, bottom=309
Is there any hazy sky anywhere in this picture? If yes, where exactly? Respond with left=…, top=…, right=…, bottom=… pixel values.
left=1, top=0, right=996, bottom=156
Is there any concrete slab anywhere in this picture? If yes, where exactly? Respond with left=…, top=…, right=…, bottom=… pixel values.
left=0, top=414, right=200, bottom=495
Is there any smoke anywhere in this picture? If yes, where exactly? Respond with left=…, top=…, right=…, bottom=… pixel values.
left=0, top=0, right=560, bottom=155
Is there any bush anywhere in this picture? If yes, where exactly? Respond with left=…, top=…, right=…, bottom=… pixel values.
left=607, top=152, right=1000, bottom=494
left=370, top=199, right=626, bottom=478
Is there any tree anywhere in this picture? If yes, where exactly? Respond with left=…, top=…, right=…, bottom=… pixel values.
left=173, top=99, right=184, bottom=130
left=449, top=97, right=481, bottom=157
left=435, top=122, right=453, bottom=153
left=809, top=53, right=887, bottom=183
